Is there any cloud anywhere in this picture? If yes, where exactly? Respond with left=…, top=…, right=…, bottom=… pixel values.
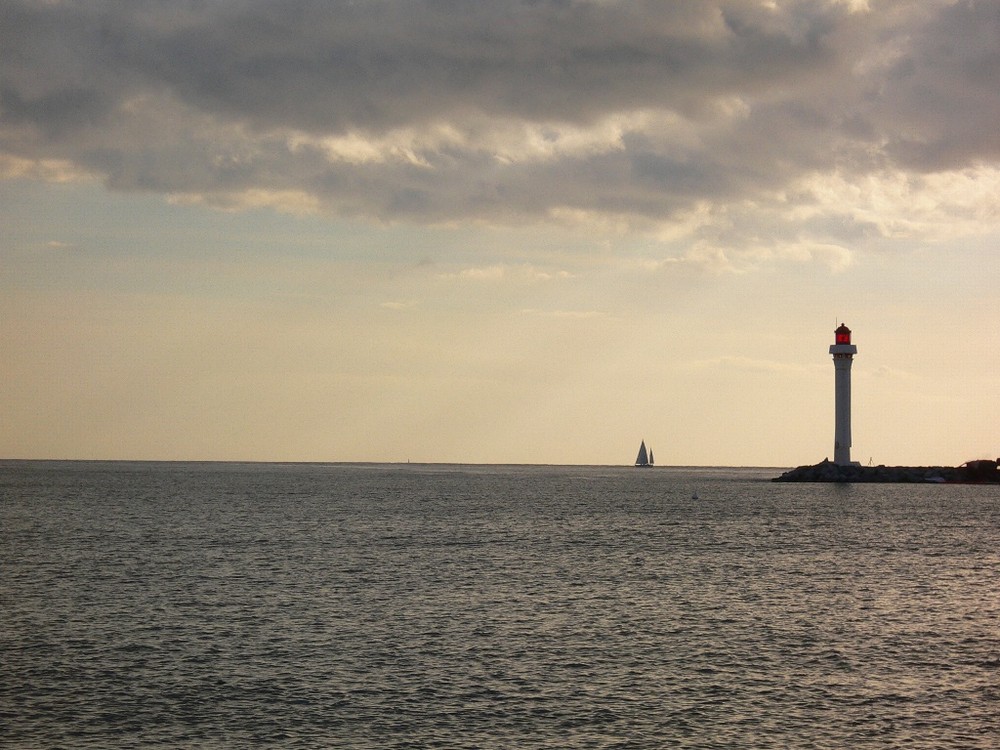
left=686, top=356, right=812, bottom=375
left=870, top=364, right=919, bottom=381
left=168, top=188, right=322, bottom=216
left=439, top=264, right=572, bottom=283
left=3, top=0, right=1000, bottom=259
left=520, top=308, right=606, bottom=319
left=0, top=154, right=92, bottom=182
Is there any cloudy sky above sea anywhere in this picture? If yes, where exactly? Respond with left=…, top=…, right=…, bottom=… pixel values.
left=3, top=0, right=999, bottom=466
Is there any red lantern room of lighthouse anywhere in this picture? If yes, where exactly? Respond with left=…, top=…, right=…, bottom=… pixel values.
left=834, top=324, right=852, bottom=346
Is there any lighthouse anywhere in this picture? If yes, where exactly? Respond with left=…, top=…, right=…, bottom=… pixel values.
left=829, top=324, right=858, bottom=466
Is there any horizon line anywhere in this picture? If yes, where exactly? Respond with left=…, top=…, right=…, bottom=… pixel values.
left=0, top=458, right=791, bottom=470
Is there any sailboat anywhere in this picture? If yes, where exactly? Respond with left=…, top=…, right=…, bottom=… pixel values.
left=635, top=440, right=654, bottom=467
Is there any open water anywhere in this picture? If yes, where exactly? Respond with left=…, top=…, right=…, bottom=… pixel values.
left=2, top=461, right=998, bottom=749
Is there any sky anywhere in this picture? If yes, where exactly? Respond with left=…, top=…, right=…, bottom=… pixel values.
left=2, top=0, right=999, bottom=467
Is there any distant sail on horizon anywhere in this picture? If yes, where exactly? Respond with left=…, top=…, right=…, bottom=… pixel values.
left=635, top=440, right=651, bottom=467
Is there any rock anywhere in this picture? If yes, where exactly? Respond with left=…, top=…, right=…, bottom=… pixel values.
left=773, top=460, right=999, bottom=483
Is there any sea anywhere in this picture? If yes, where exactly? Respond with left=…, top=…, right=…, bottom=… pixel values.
left=2, top=461, right=998, bottom=749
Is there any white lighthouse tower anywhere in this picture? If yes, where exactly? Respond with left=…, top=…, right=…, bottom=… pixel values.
left=829, top=323, right=858, bottom=466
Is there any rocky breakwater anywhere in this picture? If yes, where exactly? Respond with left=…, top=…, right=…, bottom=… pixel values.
left=774, top=458, right=1000, bottom=483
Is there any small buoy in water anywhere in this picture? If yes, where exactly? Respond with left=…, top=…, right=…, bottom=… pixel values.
left=692, top=491, right=699, bottom=500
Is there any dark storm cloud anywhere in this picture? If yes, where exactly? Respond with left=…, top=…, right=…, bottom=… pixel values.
left=873, top=0, right=1000, bottom=170
left=2, top=0, right=998, bottom=239
left=1, top=1, right=829, bottom=131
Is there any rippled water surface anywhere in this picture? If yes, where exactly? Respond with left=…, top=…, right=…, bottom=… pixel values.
left=2, top=461, right=999, bottom=748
